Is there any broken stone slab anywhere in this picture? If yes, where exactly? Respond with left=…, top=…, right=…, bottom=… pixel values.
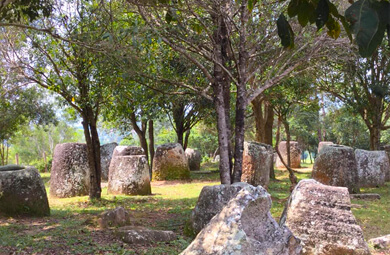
left=350, top=193, right=381, bottom=200
left=0, top=166, right=50, bottom=216
left=242, top=141, right=273, bottom=188
left=181, top=185, right=302, bottom=255
left=190, top=182, right=250, bottom=236
left=312, top=144, right=360, bottom=194
left=50, top=143, right=90, bottom=198
left=318, top=141, right=334, bottom=153
left=355, top=149, right=389, bottom=188
left=98, top=207, right=131, bottom=229
left=112, top=146, right=145, bottom=157
left=100, top=142, right=118, bottom=181
left=116, top=226, right=177, bottom=244
left=368, top=234, right=390, bottom=249
left=280, top=179, right=370, bottom=255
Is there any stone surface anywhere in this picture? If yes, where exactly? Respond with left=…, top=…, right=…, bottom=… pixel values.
left=242, top=141, right=273, bottom=188
left=50, top=143, right=90, bottom=198
left=382, top=145, right=390, bottom=181
left=185, top=148, right=201, bottom=171
left=190, top=182, right=250, bottom=236
left=0, top=164, right=25, bottom=171
left=280, top=179, right=370, bottom=255
left=182, top=185, right=302, bottom=255
left=355, top=149, right=389, bottom=188
left=116, top=226, right=177, bottom=244
left=318, top=141, right=334, bottom=153
left=368, top=234, right=390, bottom=249
left=350, top=193, right=381, bottom=200
left=275, top=141, right=301, bottom=168
left=100, top=142, right=118, bottom=181
left=112, top=146, right=145, bottom=157
left=108, top=155, right=151, bottom=195
left=98, top=207, right=130, bottom=229
left=152, top=143, right=190, bottom=180
left=312, top=144, right=360, bottom=194
left=0, top=166, right=50, bottom=216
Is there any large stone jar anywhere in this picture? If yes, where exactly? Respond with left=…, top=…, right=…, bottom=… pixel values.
left=152, top=143, right=190, bottom=180
left=50, top=143, right=90, bottom=198
left=0, top=165, right=50, bottom=216
left=100, top=142, right=118, bottom=181
left=241, top=141, right=273, bottom=188
left=275, top=141, right=301, bottom=168
left=312, top=144, right=360, bottom=194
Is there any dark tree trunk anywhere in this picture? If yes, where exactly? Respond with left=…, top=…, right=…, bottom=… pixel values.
left=148, top=119, right=155, bottom=177
left=369, top=126, right=381, bottom=150
left=275, top=116, right=297, bottom=189
left=130, top=112, right=149, bottom=162
left=81, top=109, right=102, bottom=200
left=283, top=120, right=291, bottom=168
left=252, top=97, right=274, bottom=145
left=183, top=130, right=190, bottom=150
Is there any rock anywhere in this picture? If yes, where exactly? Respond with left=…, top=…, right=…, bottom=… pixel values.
left=275, top=141, right=301, bottom=168
left=108, top=155, right=151, bottom=195
left=0, top=166, right=50, bottom=216
left=350, top=193, right=381, bottom=200
left=50, top=143, right=90, bottom=198
left=382, top=145, right=390, bottom=182
left=185, top=148, right=201, bottom=171
left=152, top=143, right=190, bottom=180
left=242, top=141, right=273, bottom=188
left=100, top=142, right=118, bottom=181
left=112, top=146, right=145, bottom=157
left=182, top=185, right=302, bottom=255
left=355, top=149, right=389, bottom=188
left=312, top=144, right=360, bottom=194
left=318, top=141, right=334, bottom=153
left=190, top=182, right=250, bottom=236
left=98, top=207, right=131, bottom=229
left=368, top=234, right=390, bottom=249
left=280, top=179, right=370, bottom=255
left=0, top=164, right=25, bottom=171
left=116, top=226, right=177, bottom=244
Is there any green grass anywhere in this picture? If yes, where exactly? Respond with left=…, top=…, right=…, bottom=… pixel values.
left=1, top=163, right=389, bottom=254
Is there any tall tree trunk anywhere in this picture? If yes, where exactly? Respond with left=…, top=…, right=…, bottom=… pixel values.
left=369, top=126, right=381, bottom=150
left=232, top=1, right=249, bottom=183
left=0, top=142, right=4, bottom=166
left=82, top=110, right=102, bottom=200
left=176, top=128, right=185, bottom=147
left=183, top=130, right=190, bottom=150
left=130, top=112, right=149, bottom=162
left=252, top=97, right=274, bottom=144
left=148, top=119, right=155, bottom=177
left=275, top=116, right=297, bottom=189
left=283, top=120, right=291, bottom=168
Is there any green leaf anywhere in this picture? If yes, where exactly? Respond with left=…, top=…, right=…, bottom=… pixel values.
left=248, top=0, right=258, bottom=12
left=165, top=10, right=173, bottom=24
left=326, top=16, right=341, bottom=39
left=287, top=0, right=300, bottom=17
left=345, top=0, right=385, bottom=57
left=277, top=13, right=295, bottom=48
left=316, top=0, right=329, bottom=30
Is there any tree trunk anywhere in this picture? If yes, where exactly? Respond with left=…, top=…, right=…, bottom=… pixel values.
left=369, top=126, right=381, bottom=150
left=81, top=110, right=102, bottom=200
left=183, top=130, right=190, bottom=151
left=148, top=119, right=155, bottom=177
left=252, top=97, right=274, bottom=145
left=283, top=120, right=291, bottom=168
left=275, top=116, right=297, bottom=189
left=130, top=112, right=149, bottom=162
left=0, top=142, right=4, bottom=166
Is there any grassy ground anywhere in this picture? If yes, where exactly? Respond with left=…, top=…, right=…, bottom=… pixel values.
left=0, top=163, right=389, bottom=254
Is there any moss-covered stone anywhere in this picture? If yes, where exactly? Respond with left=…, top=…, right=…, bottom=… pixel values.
left=152, top=143, right=190, bottom=181
left=0, top=167, right=50, bottom=216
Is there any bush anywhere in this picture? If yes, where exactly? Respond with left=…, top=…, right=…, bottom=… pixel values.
left=30, top=158, right=52, bottom=173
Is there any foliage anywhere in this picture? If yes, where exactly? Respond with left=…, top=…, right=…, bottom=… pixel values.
left=0, top=0, right=52, bottom=22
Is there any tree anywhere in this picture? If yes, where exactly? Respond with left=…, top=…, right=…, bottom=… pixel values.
left=130, top=0, right=332, bottom=184
left=2, top=0, right=120, bottom=199
left=318, top=42, right=390, bottom=150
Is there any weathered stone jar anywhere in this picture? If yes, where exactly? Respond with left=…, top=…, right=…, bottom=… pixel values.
left=100, top=142, right=118, bottom=181
left=152, top=143, right=190, bottom=180
left=275, top=141, right=301, bottom=168
left=0, top=165, right=50, bottom=216
left=50, top=143, right=90, bottom=198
